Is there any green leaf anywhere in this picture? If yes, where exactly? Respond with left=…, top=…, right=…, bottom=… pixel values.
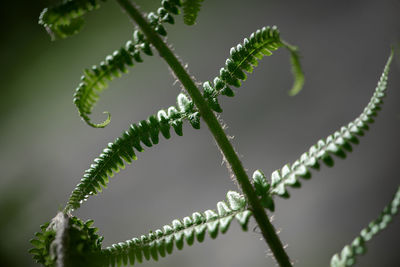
left=103, top=191, right=252, bottom=266
left=73, top=30, right=156, bottom=128
left=29, top=213, right=104, bottom=267
left=182, top=0, right=203, bottom=25
left=202, top=26, right=305, bottom=112
left=226, top=191, right=246, bottom=211
left=330, top=186, right=400, bottom=267
left=65, top=93, right=201, bottom=212
left=266, top=50, right=394, bottom=201
left=252, top=169, right=270, bottom=196
left=283, top=42, right=305, bottom=96
left=39, top=0, right=103, bottom=40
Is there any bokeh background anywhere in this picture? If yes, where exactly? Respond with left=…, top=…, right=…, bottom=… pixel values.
left=1, top=0, right=399, bottom=266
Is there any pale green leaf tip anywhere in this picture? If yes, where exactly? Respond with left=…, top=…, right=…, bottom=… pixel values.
left=288, top=74, right=305, bottom=96
left=282, top=40, right=305, bottom=96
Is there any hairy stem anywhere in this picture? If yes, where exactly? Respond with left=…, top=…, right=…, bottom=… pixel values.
left=115, top=0, right=292, bottom=266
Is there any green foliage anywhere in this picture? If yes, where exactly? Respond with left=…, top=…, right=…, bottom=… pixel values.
left=38, top=0, right=183, bottom=41
left=182, top=0, right=203, bottom=25
left=39, top=0, right=106, bottom=40
left=68, top=24, right=304, bottom=211
left=29, top=222, right=56, bottom=266
left=30, top=213, right=104, bottom=267
left=330, top=186, right=400, bottom=267
left=66, top=93, right=199, bottom=212
left=249, top=51, right=398, bottom=266
left=33, top=1, right=398, bottom=266
left=283, top=42, right=305, bottom=96
left=261, top=50, right=393, bottom=200
left=73, top=30, right=153, bottom=128
left=70, top=0, right=189, bottom=127
left=202, top=26, right=304, bottom=113
left=102, top=191, right=251, bottom=266
left=252, top=170, right=275, bottom=212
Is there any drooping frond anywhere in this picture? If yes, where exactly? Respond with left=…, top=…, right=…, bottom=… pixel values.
left=65, top=93, right=200, bottom=212
left=29, top=213, right=104, bottom=267
left=39, top=0, right=106, bottom=40
left=265, top=50, right=393, bottom=200
left=330, top=186, right=400, bottom=267
left=73, top=30, right=153, bottom=128
left=283, top=42, right=305, bottom=96
left=182, top=0, right=203, bottom=25
left=102, top=191, right=252, bottom=266
left=202, top=26, right=305, bottom=113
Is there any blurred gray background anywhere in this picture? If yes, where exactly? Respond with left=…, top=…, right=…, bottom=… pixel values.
left=0, top=0, right=399, bottom=266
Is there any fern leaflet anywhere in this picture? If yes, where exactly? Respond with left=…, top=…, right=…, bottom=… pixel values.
left=39, top=0, right=106, bottom=40
left=202, top=26, right=305, bottom=113
left=102, top=191, right=251, bottom=266
left=283, top=42, right=305, bottom=96
left=330, top=186, right=400, bottom=267
left=66, top=93, right=200, bottom=212
left=182, top=0, right=203, bottom=25
left=251, top=170, right=275, bottom=212
left=259, top=50, right=393, bottom=201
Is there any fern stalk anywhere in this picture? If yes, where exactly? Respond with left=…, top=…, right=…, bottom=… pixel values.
left=115, top=0, right=292, bottom=266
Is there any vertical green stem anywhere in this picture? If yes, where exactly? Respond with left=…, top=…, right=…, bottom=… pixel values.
left=115, top=0, right=292, bottom=266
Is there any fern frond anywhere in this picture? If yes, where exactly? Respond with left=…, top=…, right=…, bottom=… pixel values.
left=102, top=191, right=252, bottom=266
left=202, top=26, right=305, bottom=113
left=39, top=0, right=106, bottom=40
left=73, top=30, right=154, bottom=128
left=72, top=0, right=190, bottom=127
left=39, top=0, right=183, bottom=41
left=283, top=42, right=305, bottom=96
left=182, top=0, right=203, bottom=25
left=330, top=186, right=400, bottom=267
left=66, top=93, right=200, bottom=212
left=29, top=213, right=104, bottom=267
left=265, top=50, right=393, bottom=200
left=29, top=222, right=56, bottom=266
